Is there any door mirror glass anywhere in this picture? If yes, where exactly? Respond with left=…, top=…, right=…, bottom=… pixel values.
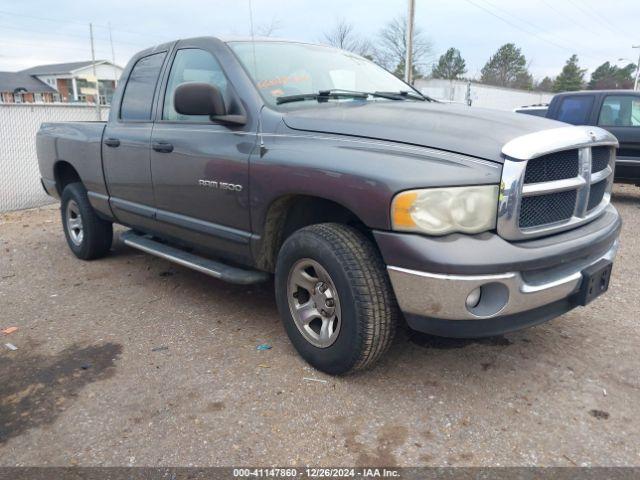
left=174, top=82, right=227, bottom=117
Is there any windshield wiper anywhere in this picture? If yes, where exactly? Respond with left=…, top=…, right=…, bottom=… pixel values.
left=276, top=90, right=368, bottom=105
left=275, top=88, right=433, bottom=105
left=374, top=90, right=431, bottom=101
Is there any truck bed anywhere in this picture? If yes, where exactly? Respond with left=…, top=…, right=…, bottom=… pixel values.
left=36, top=121, right=107, bottom=199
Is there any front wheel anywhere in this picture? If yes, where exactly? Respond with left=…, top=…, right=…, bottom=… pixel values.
left=275, top=224, right=398, bottom=375
left=61, top=182, right=113, bottom=260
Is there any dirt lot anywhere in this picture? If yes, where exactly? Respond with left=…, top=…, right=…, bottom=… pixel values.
left=0, top=184, right=639, bottom=467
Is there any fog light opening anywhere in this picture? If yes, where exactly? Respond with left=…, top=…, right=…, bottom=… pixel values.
left=465, top=287, right=482, bottom=309
left=465, top=282, right=509, bottom=317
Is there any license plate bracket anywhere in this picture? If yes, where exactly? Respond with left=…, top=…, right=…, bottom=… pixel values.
left=576, top=259, right=613, bottom=306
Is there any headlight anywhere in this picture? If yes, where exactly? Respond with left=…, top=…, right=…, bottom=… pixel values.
left=391, top=185, right=499, bottom=235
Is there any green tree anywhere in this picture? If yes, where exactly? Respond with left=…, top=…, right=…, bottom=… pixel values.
left=535, top=76, right=554, bottom=92
left=480, top=43, right=531, bottom=89
left=588, top=61, right=636, bottom=90
left=431, top=48, right=467, bottom=80
left=553, top=54, right=586, bottom=92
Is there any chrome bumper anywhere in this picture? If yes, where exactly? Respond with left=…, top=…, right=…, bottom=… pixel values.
left=387, top=240, right=619, bottom=321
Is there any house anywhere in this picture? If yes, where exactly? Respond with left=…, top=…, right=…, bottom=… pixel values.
left=0, top=71, right=58, bottom=103
left=0, top=60, right=123, bottom=105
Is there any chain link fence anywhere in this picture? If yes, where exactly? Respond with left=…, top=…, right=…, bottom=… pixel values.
left=0, top=104, right=109, bottom=213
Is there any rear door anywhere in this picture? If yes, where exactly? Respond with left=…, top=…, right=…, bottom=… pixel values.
left=149, top=40, right=255, bottom=262
left=103, top=51, right=167, bottom=229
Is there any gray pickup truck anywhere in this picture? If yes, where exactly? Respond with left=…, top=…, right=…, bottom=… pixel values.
left=37, top=37, right=621, bottom=374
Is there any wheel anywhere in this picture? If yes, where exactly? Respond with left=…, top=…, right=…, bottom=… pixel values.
left=275, top=223, right=398, bottom=375
left=61, top=182, right=113, bottom=260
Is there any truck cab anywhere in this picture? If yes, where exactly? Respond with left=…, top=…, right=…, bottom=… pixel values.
left=546, top=90, right=640, bottom=184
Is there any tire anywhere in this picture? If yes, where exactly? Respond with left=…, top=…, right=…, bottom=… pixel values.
left=275, top=223, right=398, bottom=375
left=61, top=182, right=113, bottom=260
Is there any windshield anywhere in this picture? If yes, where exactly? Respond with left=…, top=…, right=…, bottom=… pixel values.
left=227, top=41, right=416, bottom=107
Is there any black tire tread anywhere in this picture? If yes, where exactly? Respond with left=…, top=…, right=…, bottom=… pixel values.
left=61, top=182, right=112, bottom=260
left=296, top=223, right=398, bottom=372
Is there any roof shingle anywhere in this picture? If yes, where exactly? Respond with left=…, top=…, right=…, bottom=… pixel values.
left=0, top=72, right=56, bottom=93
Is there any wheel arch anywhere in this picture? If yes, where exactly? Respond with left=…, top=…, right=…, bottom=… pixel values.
left=53, top=160, right=82, bottom=196
left=253, top=194, right=374, bottom=272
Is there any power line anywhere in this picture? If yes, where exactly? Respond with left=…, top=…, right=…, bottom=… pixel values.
left=478, top=0, right=614, bottom=60
left=0, top=22, right=148, bottom=48
left=0, top=9, right=166, bottom=41
left=564, top=0, right=628, bottom=39
left=462, top=0, right=602, bottom=62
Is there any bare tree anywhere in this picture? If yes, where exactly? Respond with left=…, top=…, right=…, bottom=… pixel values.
left=322, top=18, right=376, bottom=59
left=255, top=17, right=283, bottom=37
left=376, top=15, right=432, bottom=80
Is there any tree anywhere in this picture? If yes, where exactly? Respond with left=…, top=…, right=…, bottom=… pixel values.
left=376, top=15, right=432, bottom=81
left=431, top=48, right=467, bottom=80
left=553, top=54, right=586, bottom=92
left=255, top=17, right=283, bottom=37
left=535, top=76, right=554, bottom=92
left=322, top=18, right=375, bottom=59
left=588, top=61, right=636, bottom=90
left=480, top=43, right=532, bottom=89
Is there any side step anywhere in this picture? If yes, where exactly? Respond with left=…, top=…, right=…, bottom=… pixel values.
left=120, top=230, right=270, bottom=285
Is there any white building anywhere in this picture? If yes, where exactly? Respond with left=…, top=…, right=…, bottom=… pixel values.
left=18, top=60, right=123, bottom=104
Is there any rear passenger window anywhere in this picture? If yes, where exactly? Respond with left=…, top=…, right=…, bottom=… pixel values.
left=162, top=48, right=228, bottom=122
left=556, top=96, right=594, bottom=125
left=120, top=52, right=165, bottom=121
left=598, top=95, right=640, bottom=127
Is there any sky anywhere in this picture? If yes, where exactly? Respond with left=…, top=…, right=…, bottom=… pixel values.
left=0, top=0, right=638, bottom=82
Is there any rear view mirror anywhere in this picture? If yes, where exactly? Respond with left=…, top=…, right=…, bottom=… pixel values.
left=174, top=82, right=226, bottom=117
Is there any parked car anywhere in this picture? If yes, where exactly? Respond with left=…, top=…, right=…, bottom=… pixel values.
left=546, top=90, right=640, bottom=184
left=514, top=104, right=549, bottom=117
left=37, top=37, right=621, bottom=374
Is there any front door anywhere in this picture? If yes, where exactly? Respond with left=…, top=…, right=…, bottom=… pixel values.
left=595, top=93, right=640, bottom=182
left=103, top=51, right=167, bottom=229
left=150, top=44, right=255, bottom=262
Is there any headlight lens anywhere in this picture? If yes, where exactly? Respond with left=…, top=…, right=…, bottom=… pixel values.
left=391, top=185, right=499, bottom=235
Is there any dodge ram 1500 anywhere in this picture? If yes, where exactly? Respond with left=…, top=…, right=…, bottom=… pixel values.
left=37, top=37, right=622, bottom=374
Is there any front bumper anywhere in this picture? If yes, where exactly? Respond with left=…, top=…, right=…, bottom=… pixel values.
left=375, top=205, right=621, bottom=337
left=388, top=240, right=617, bottom=319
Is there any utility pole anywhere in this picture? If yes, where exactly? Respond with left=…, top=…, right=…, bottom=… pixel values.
left=404, top=0, right=415, bottom=85
left=634, top=45, right=640, bottom=91
left=89, top=22, right=101, bottom=120
left=108, top=22, right=118, bottom=87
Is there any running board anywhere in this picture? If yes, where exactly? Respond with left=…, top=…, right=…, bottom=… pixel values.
left=120, top=230, right=269, bottom=285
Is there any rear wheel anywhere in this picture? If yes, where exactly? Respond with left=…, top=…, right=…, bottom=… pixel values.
left=275, top=223, right=398, bottom=375
left=61, top=182, right=112, bottom=260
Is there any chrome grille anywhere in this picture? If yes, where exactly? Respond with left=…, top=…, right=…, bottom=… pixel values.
left=591, top=146, right=611, bottom=173
left=519, top=190, right=577, bottom=228
left=498, top=126, right=618, bottom=240
left=523, top=150, right=579, bottom=183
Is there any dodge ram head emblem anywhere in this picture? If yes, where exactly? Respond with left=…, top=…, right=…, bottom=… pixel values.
left=198, top=179, right=243, bottom=191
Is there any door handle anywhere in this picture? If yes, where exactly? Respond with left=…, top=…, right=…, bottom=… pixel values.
left=152, top=141, right=174, bottom=153
left=104, top=137, right=120, bottom=147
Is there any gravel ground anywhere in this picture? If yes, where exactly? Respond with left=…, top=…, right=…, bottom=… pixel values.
left=0, top=184, right=639, bottom=467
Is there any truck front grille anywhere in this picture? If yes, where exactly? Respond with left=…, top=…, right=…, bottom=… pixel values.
left=498, top=127, right=618, bottom=240
left=519, top=190, right=577, bottom=228
left=523, top=150, right=579, bottom=183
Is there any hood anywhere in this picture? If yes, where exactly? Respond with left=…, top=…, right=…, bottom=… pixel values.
left=282, top=101, right=567, bottom=163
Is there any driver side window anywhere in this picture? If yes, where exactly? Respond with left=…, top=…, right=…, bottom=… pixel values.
left=163, top=48, right=228, bottom=122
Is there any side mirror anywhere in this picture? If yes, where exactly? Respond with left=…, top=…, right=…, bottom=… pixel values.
left=174, top=82, right=227, bottom=117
